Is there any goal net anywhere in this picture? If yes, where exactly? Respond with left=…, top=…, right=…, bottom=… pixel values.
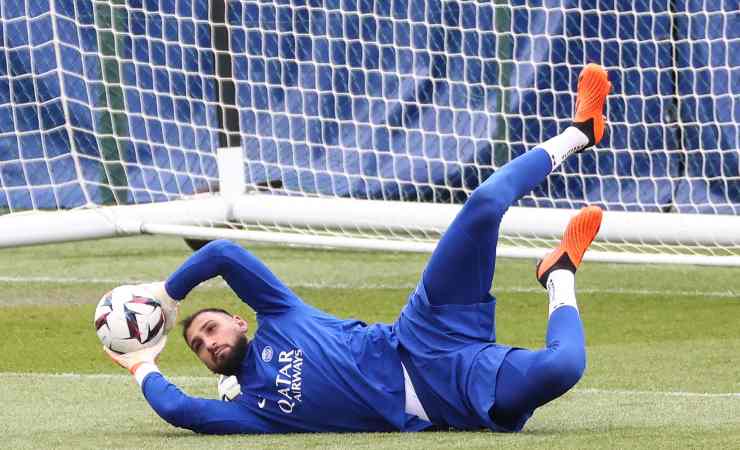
left=0, top=1, right=738, bottom=265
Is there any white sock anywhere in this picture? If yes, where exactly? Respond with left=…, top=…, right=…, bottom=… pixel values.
left=537, top=127, right=590, bottom=169
left=547, top=269, right=578, bottom=317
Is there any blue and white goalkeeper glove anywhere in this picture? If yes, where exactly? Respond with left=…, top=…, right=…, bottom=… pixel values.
left=104, top=336, right=168, bottom=384
left=218, top=375, right=242, bottom=401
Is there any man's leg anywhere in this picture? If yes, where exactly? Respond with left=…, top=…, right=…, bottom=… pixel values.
left=395, top=65, right=610, bottom=430
left=421, top=149, right=552, bottom=306
left=489, top=206, right=603, bottom=431
left=423, top=64, right=611, bottom=306
left=489, top=280, right=585, bottom=430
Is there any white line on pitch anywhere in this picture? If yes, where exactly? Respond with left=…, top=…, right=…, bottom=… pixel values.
left=574, top=388, right=740, bottom=398
left=0, top=276, right=148, bottom=284
left=1, top=372, right=739, bottom=398
left=0, top=275, right=736, bottom=299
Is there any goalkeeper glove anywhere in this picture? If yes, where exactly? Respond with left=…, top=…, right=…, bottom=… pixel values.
left=136, top=281, right=179, bottom=334
left=104, top=336, right=168, bottom=375
left=218, top=375, right=242, bottom=401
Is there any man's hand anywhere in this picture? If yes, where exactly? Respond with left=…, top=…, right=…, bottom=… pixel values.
left=104, top=336, right=168, bottom=374
left=218, top=375, right=242, bottom=401
left=136, top=282, right=179, bottom=333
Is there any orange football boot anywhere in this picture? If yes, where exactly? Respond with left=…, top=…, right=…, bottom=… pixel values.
left=536, top=206, right=603, bottom=288
left=573, top=63, right=611, bottom=147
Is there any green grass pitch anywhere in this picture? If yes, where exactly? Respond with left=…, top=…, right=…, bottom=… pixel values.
left=1, top=236, right=738, bottom=449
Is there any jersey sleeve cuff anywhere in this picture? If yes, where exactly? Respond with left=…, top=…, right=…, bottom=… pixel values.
left=164, top=279, right=183, bottom=302
left=133, top=362, right=161, bottom=386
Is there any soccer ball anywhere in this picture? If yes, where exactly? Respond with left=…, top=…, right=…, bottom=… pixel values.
left=94, top=285, right=166, bottom=354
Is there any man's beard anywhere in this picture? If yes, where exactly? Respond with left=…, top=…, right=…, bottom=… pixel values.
left=215, top=335, right=248, bottom=376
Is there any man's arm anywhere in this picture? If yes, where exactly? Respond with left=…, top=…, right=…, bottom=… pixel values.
left=165, top=239, right=298, bottom=315
left=139, top=371, right=265, bottom=434
left=105, top=338, right=265, bottom=435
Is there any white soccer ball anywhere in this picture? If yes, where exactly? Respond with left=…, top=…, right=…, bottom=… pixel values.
left=94, top=285, right=166, bottom=354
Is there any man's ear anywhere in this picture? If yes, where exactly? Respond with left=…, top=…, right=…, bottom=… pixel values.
left=233, top=315, right=248, bottom=333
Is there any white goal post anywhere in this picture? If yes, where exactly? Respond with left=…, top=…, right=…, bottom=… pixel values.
left=2, top=147, right=739, bottom=266
left=0, top=1, right=738, bottom=266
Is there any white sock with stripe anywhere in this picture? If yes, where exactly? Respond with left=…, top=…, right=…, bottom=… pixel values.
left=547, top=269, right=578, bottom=317
left=537, top=127, right=590, bottom=169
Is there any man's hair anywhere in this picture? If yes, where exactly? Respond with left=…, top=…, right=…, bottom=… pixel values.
left=180, top=308, right=233, bottom=344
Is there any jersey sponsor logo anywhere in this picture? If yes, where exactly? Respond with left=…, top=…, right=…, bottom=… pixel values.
left=275, top=348, right=304, bottom=414
left=261, top=346, right=274, bottom=362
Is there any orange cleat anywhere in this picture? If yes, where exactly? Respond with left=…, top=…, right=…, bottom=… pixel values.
left=573, top=63, right=611, bottom=147
left=536, top=206, right=603, bottom=288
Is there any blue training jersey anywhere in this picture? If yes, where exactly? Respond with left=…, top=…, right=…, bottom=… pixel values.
left=140, top=240, right=432, bottom=434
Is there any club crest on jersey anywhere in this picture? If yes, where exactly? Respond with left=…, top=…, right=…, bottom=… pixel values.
left=261, top=346, right=274, bottom=362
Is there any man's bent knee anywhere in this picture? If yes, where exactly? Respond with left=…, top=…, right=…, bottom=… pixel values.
left=465, top=183, right=516, bottom=228
left=547, top=345, right=586, bottom=393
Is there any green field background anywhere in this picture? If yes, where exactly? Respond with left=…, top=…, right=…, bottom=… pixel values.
left=0, top=236, right=738, bottom=449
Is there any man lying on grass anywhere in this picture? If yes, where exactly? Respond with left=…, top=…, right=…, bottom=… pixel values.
left=105, top=64, right=611, bottom=433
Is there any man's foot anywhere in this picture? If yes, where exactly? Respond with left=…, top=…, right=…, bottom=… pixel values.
left=536, top=206, right=603, bottom=288
left=572, top=64, right=611, bottom=147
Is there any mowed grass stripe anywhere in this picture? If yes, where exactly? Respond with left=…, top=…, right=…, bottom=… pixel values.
left=0, top=235, right=738, bottom=300
left=1, top=287, right=737, bottom=389
left=2, top=372, right=738, bottom=397
left=1, top=373, right=738, bottom=450
left=0, top=274, right=736, bottom=299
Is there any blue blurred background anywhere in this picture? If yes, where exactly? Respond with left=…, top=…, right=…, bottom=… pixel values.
left=0, top=0, right=737, bottom=214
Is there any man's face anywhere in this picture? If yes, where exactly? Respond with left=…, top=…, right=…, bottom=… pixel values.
left=185, top=311, right=249, bottom=375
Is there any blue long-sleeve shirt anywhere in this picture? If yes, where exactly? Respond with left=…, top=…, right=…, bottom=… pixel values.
left=140, top=240, right=432, bottom=434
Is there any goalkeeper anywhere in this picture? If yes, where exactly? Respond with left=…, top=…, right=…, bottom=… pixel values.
left=106, top=64, right=611, bottom=433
